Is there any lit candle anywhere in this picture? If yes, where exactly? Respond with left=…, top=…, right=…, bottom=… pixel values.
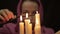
left=24, top=13, right=31, bottom=34
left=25, top=13, right=30, bottom=24
left=19, top=15, right=24, bottom=34
left=35, top=11, right=40, bottom=25
left=28, top=23, right=32, bottom=34
left=34, top=11, right=41, bottom=34
left=34, top=26, right=41, bottom=34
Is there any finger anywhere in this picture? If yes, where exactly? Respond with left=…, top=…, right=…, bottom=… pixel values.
left=0, top=10, right=9, bottom=21
left=4, top=9, right=12, bottom=19
left=0, top=15, right=6, bottom=22
left=3, top=9, right=16, bottom=19
left=14, top=15, right=17, bottom=19
left=10, top=11, right=15, bottom=19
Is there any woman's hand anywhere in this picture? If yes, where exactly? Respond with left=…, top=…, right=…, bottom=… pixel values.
left=0, top=9, right=15, bottom=24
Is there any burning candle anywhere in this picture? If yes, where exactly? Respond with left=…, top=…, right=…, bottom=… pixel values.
left=35, top=11, right=40, bottom=25
left=24, top=13, right=31, bottom=34
left=24, top=13, right=30, bottom=24
left=19, top=15, right=24, bottom=34
left=28, top=23, right=32, bottom=34
left=34, top=11, right=41, bottom=34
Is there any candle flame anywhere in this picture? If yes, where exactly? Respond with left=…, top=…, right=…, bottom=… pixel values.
left=26, top=13, right=28, bottom=18
left=36, top=11, right=38, bottom=14
left=20, top=15, right=22, bottom=21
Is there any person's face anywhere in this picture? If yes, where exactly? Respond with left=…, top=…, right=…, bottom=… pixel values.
left=22, top=1, right=38, bottom=23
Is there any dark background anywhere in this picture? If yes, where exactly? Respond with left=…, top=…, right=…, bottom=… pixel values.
left=0, top=0, right=60, bottom=33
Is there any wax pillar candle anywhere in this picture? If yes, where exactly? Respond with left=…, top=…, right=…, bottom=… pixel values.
left=24, top=13, right=30, bottom=24
left=35, top=11, right=40, bottom=25
left=28, top=23, right=32, bottom=34
left=19, top=15, right=24, bottom=34
left=34, top=11, right=41, bottom=34
left=19, top=23, right=24, bottom=34
left=24, top=13, right=30, bottom=34
left=34, top=26, right=41, bottom=34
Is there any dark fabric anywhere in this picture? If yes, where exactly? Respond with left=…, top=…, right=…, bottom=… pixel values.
left=0, top=23, right=54, bottom=34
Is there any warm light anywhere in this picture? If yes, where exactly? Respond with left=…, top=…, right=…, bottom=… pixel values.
left=19, top=22, right=24, bottom=34
left=20, top=15, right=22, bottom=21
left=36, top=11, right=38, bottom=14
left=35, top=11, right=41, bottom=34
left=26, top=13, right=28, bottom=18
left=28, top=23, right=32, bottom=34
left=36, top=20, right=39, bottom=24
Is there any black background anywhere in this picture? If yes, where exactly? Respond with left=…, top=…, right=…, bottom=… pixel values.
left=0, top=0, right=60, bottom=33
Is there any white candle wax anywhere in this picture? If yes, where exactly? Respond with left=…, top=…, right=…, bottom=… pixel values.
left=24, top=13, right=31, bottom=34
left=19, top=15, right=24, bottom=34
left=34, top=11, right=41, bottom=34
left=19, top=22, right=24, bottom=34
left=28, top=23, right=32, bottom=34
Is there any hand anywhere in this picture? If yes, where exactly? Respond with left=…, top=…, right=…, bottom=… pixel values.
left=0, top=9, right=15, bottom=24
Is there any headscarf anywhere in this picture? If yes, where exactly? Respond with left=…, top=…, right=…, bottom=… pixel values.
left=17, top=0, right=43, bottom=23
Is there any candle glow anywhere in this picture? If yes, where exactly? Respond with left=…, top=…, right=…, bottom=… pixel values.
left=35, top=11, right=40, bottom=25
left=34, top=11, right=41, bottom=34
left=19, top=11, right=41, bottom=34
left=26, top=13, right=28, bottom=18
left=24, top=13, right=32, bottom=34
left=19, top=15, right=24, bottom=34
left=20, top=15, right=22, bottom=21
left=36, top=11, right=38, bottom=14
